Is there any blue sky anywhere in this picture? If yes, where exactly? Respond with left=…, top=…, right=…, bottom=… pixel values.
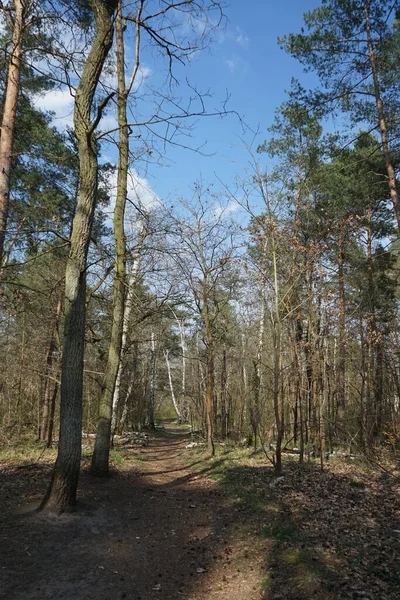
left=137, top=0, right=323, bottom=205
left=33, top=1, right=323, bottom=213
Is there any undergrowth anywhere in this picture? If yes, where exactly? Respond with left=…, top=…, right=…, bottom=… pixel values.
left=183, top=440, right=400, bottom=600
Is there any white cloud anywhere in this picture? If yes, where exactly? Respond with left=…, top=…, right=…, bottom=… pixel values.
left=98, top=114, right=118, bottom=135
left=126, top=170, right=161, bottom=212
left=33, top=63, right=150, bottom=132
left=100, top=64, right=151, bottom=94
left=183, top=14, right=226, bottom=45
left=104, top=169, right=161, bottom=230
left=127, top=65, right=151, bottom=92
left=213, top=199, right=239, bottom=220
left=225, top=59, right=236, bottom=73
left=235, top=26, right=249, bottom=48
left=224, top=55, right=248, bottom=75
left=33, top=87, right=75, bottom=128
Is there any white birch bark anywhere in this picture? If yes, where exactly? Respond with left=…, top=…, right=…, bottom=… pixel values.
left=148, top=331, right=156, bottom=429
left=164, top=349, right=182, bottom=421
left=111, top=226, right=145, bottom=432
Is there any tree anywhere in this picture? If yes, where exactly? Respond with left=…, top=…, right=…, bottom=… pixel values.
left=90, top=0, right=132, bottom=476
left=0, top=0, right=26, bottom=268
left=171, top=191, right=240, bottom=455
left=41, top=0, right=118, bottom=513
left=315, top=133, right=396, bottom=445
left=280, top=0, right=400, bottom=231
left=90, top=0, right=228, bottom=474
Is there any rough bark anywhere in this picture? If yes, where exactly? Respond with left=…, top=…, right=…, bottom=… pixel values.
left=91, top=1, right=129, bottom=476
left=251, top=272, right=266, bottom=447
left=0, top=0, right=25, bottom=270
left=337, top=225, right=346, bottom=421
left=272, top=251, right=283, bottom=476
left=197, top=268, right=215, bottom=456
left=148, top=332, right=156, bottom=430
left=364, top=3, right=400, bottom=233
left=40, top=0, right=117, bottom=513
left=40, top=295, right=62, bottom=442
left=219, top=343, right=227, bottom=438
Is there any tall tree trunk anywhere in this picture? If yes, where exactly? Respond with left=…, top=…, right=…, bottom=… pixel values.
left=272, top=278, right=283, bottom=475
left=109, top=0, right=144, bottom=437
left=40, top=295, right=62, bottom=442
left=46, top=381, right=59, bottom=449
left=364, top=202, right=383, bottom=444
left=241, top=332, right=248, bottom=440
left=171, top=311, right=187, bottom=421
left=205, top=347, right=215, bottom=455
left=40, top=0, right=117, bottom=513
left=112, top=227, right=145, bottom=434
left=359, top=314, right=367, bottom=447
left=0, top=0, right=25, bottom=270
left=119, top=341, right=139, bottom=433
left=201, top=279, right=215, bottom=456
left=91, top=2, right=129, bottom=476
left=251, top=276, right=266, bottom=447
left=373, top=340, right=383, bottom=441
left=364, top=2, right=400, bottom=232
left=220, top=343, right=228, bottom=439
left=148, top=332, right=156, bottom=430
left=196, top=331, right=206, bottom=433
left=164, top=349, right=182, bottom=422
left=337, top=225, right=346, bottom=425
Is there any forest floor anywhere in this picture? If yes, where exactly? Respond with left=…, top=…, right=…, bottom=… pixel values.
left=0, top=424, right=400, bottom=600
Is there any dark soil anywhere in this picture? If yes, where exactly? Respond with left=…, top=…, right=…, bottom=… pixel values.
left=1, top=425, right=399, bottom=600
left=0, top=426, right=261, bottom=600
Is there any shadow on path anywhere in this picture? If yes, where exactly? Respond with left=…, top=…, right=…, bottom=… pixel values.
left=0, top=427, right=260, bottom=600
left=1, top=427, right=399, bottom=600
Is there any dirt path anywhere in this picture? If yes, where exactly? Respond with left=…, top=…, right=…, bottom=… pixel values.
left=0, top=426, right=263, bottom=600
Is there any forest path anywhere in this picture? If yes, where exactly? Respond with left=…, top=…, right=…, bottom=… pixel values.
left=0, top=425, right=263, bottom=600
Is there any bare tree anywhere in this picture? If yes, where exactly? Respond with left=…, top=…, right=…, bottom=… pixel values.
left=171, top=190, right=240, bottom=455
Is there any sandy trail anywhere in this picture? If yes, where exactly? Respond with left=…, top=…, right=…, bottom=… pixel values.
left=0, top=426, right=262, bottom=600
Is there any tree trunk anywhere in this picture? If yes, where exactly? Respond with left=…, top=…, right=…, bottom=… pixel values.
left=40, top=295, right=62, bottom=442
left=337, top=225, right=346, bottom=424
left=241, top=332, right=248, bottom=441
left=91, top=2, right=129, bottom=476
left=148, top=332, right=156, bottom=430
left=40, top=0, right=117, bottom=513
left=365, top=3, right=400, bottom=232
left=0, top=0, right=25, bottom=270
left=206, top=349, right=215, bottom=455
left=119, top=341, right=139, bottom=433
left=251, top=277, right=266, bottom=447
left=201, top=279, right=215, bottom=456
left=171, top=311, right=187, bottom=421
left=46, top=381, right=59, bottom=448
left=164, top=349, right=182, bottom=422
left=220, top=343, right=228, bottom=439
left=112, top=227, right=145, bottom=434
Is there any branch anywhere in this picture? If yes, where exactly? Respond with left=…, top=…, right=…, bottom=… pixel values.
left=89, top=91, right=116, bottom=135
